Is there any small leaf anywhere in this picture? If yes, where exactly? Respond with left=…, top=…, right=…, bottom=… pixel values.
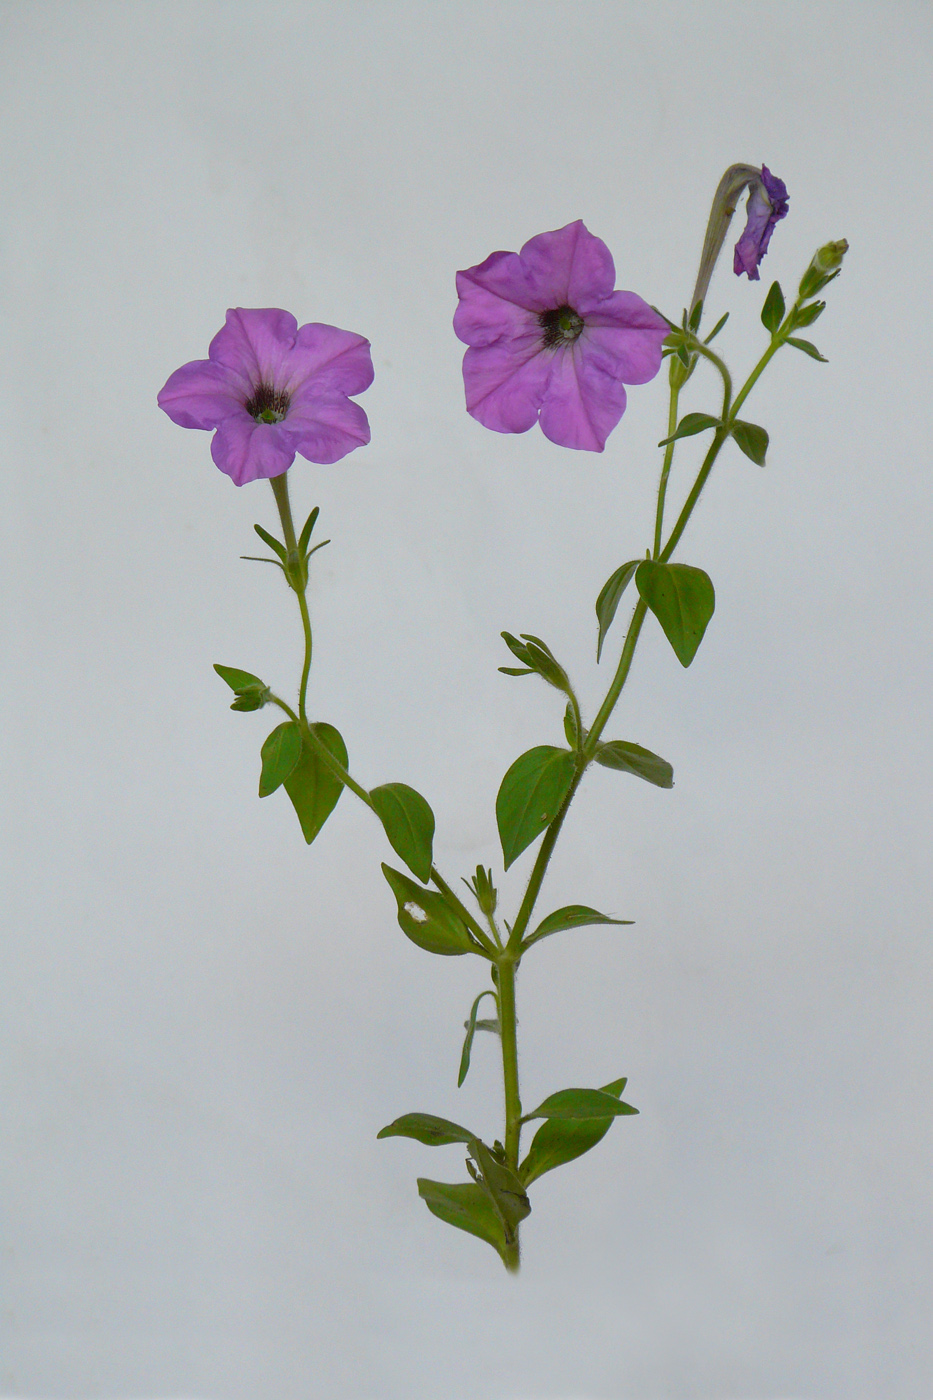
left=563, top=702, right=579, bottom=749
left=258, top=721, right=303, bottom=797
left=595, top=561, right=639, bottom=662
left=787, top=335, right=828, bottom=362
left=377, top=1113, right=475, bottom=1147
left=297, top=505, right=320, bottom=556
left=636, top=560, right=715, bottom=668
left=469, top=1139, right=531, bottom=1233
left=382, top=864, right=474, bottom=956
left=214, top=663, right=265, bottom=694
left=688, top=298, right=703, bottom=332
left=370, top=782, right=435, bottom=883
left=731, top=419, right=769, bottom=466
left=283, top=722, right=347, bottom=844
left=658, top=412, right=721, bottom=447
left=499, top=666, right=534, bottom=677
left=501, top=632, right=567, bottom=691
left=704, top=311, right=729, bottom=344
left=253, top=523, right=288, bottom=562
left=520, top=1078, right=629, bottom=1186
left=525, top=1087, right=639, bottom=1122
left=760, top=280, right=785, bottom=334
left=524, top=905, right=632, bottom=950
left=495, top=746, right=576, bottom=871
left=458, top=989, right=497, bottom=1087
left=417, top=1179, right=507, bottom=1260
left=792, top=300, right=825, bottom=328
left=594, top=740, right=674, bottom=788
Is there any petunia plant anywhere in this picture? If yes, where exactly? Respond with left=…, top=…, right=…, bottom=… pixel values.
left=159, top=164, right=847, bottom=1272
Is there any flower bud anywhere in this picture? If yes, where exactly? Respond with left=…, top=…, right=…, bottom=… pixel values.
left=799, top=240, right=849, bottom=300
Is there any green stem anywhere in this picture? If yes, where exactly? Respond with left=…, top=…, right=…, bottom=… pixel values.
left=497, top=955, right=522, bottom=1170
left=270, top=474, right=313, bottom=724
left=653, top=376, right=681, bottom=558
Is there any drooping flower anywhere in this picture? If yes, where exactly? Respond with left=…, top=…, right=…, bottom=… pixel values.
left=454, top=221, right=668, bottom=452
left=733, top=166, right=789, bottom=280
left=158, top=308, right=374, bottom=485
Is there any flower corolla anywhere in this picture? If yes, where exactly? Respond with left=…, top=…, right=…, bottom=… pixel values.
left=158, top=308, right=373, bottom=486
left=733, top=166, right=789, bottom=280
left=454, top=221, right=668, bottom=452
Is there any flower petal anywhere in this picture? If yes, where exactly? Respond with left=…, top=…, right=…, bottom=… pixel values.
left=537, top=341, right=628, bottom=452
left=210, top=414, right=296, bottom=486
left=207, top=308, right=301, bottom=388
left=284, top=395, right=372, bottom=464
left=157, top=358, right=247, bottom=429
left=518, top=220, right=616, bottom=308
left=454, top=256, right=542, bottom=346
left=579, top=300, right=668, bottom=385
left=290, top=323, right=374, bottom=398
left=733, top=166, right=789, bottom=279
left=461, top=341, right=553, bottom=435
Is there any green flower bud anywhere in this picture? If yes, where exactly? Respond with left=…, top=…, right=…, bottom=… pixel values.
left=799, top=239, right=849, bottom=300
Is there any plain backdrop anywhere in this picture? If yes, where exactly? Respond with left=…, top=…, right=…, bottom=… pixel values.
left=1, top=2, right=931, bottom=1397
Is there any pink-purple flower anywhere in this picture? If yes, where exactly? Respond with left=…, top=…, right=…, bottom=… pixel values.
left=158, top=308, right=374, bottom=486
left=454, top=221, right=668, bottom=453
left=733, top=166, right=789, bottom=280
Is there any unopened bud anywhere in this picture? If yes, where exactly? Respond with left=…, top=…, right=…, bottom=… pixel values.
left=799, top=240, right=848, bottom=300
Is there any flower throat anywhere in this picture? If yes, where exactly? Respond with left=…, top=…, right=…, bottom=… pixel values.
left=538, top=304, right=585, bottom=348
left=245, top=382, right=290, bottom=424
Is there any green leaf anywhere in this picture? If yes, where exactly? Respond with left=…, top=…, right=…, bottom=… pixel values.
left=520, top=1078, right=629, bottom=1186
left=688, top=298, right=703, bottom=332
left=458, top=989, right=497, bottom=1087
left=417, top=1179, right=508, bottom=1260
left=792, top=300, right=825, bottom=328
left=283, top=722, right=347, bottom=844
left=595, top=561, right=639, bottom=662
left=731, top=419, right=769, bottom=466
left=468, top=1140, right=531, bottom=1233
left=258, top=721, right=303, bottom=797
left=377, top=1113, right=475, bottom=1147
left=658, top=412, right=721, bottom=447
left=594, top=739, right=674, bottom=788
left=495, top=746, right=576, bottom=871
left=370, top=782, right=435, bottom=884
left=381, top=864, right=474, bottom=956
left=297, top=505, right=320, bottom=556
left=500, top=632, right=568, bottom=691
left=760, top=280, right=785, bottom=334
left=525, top=1087, right=639, bottom=1122
left=524, top=905, right=632, bottom=950
left=704, top=311, right=729, bottom=344
left=563, top=702, right=579, bottom=749
left=253, top=523, right=288, bottom=562
left=786, top=335, right=828, bottom=362
left=214, top=663, right=265, bottom=694
left=635, top=560, right=715, bottom=668
left=499, top=666, right=534, bottom=676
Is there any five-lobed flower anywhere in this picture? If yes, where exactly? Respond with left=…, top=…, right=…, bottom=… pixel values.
left=454, top=220, right=669, bottom=452
left=158, top=307, right=374, bottom=486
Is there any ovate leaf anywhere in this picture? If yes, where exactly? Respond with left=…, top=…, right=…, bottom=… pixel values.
left=595, top=561, right=639, bottom=661
left=525, top=1087, right=639, bottom=1121
left=524, top=905, right=632, bottom=950
left=377, top=1113, right=475, bottom=1147
left=213, top=663, right=265, bottom=693
left=417, top=1179, right=508, bottom=1260
left=731, top=419, right=769, bottom=466
left=381, top=864, right=474, bottom=956
left=636, top=560, right=715, bottom=668
left=594, top=739, right=674, bottom=788
left=760, top=280, right=785, bottom=334
left=495, top=746, right=576, bottom=871
left=370, top=782, right=435, bottom=883
left=786, top=335, right=828, bottom=362
left=283, top=723, right=347, bottom=843
left=520, top=1078, right=629, bottom=1185
left=258, top=721, right=303, bottom=797
left=658, top=412, right=721, bottom=446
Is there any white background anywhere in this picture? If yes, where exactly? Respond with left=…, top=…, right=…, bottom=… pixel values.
left=2, top=2, right=931, bottom=1397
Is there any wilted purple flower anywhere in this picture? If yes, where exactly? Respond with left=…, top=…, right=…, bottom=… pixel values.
left=158, top=308, right=373, bottom=485
left=454, top=221, right=668, bottom=452
left=733, top=166, right=789, bottom=280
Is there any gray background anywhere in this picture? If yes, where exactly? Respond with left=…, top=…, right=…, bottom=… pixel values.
left=1, top=2, right=931, bottom=1397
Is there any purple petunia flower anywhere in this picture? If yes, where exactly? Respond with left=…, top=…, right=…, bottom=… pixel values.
left=733, top=166, right=789, bottom=280
left=454, top=221, right=668, bottom=453
left=158, top=308, right=374, bottom=486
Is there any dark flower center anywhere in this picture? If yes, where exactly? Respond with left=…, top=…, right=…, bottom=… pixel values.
left=245, top=382, right=290, bottom=424
left=538, top=304, right=585, bottom=348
